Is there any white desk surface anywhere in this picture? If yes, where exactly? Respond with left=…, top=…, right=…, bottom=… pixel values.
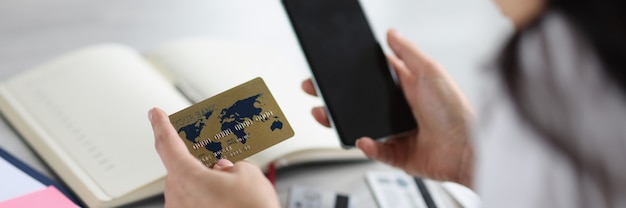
left=0, top=0, right=511, bottom=207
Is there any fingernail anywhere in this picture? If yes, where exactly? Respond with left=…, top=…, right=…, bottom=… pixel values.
left=148, top=108, right=154, bottom=121
left=214, top=159, right=234, bottom=169
left=392, top=29, right=403, bottom=38
left=355, top=138, right=365, bottom=148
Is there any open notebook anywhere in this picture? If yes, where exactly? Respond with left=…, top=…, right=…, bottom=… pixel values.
left=0, top=39, right=365, bottom=207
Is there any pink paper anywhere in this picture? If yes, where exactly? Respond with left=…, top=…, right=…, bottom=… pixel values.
left=0, top=186, right=78, bottom=208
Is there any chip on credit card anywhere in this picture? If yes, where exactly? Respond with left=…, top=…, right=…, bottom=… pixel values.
left=169, top=77, right=294, bottom=168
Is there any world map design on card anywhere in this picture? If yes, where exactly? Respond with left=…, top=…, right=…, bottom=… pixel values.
left=169, top=77, right=294, bottom=168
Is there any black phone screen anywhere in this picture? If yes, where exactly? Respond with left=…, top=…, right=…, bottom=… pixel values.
left=282, top=0, right=417, bottom=146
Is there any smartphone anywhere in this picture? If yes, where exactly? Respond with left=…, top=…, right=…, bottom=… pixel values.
left=282, top=0, right=417, bottom=147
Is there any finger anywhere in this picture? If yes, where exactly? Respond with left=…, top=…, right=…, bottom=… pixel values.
left=149, top=107, right=202, bottom=171
left=387, top=52, right=420, bottom=98
left=356, top=136, right=410, bottom=167
left=311, top=106, right=331, bottom=127
left=387, top=29, right=438, bottom=75
left=213, top=159, right=234, bottom=170
left=301, top=78, right=318, bottom=96
left=356, top=137, right=383, bottom=161
left=229, top=161, right=266, bottom=177
left=387, top=54, right=413, bottom=86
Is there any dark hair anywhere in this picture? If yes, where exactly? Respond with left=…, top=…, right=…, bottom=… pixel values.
left=500, top=0, right=626, bottom=137
left=498, top=0, right=626, bottom=201
left=501, top=1, right=626, bottom=97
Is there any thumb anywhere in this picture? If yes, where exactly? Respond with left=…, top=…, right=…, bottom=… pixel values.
left=356, top=137, right=387, bottom=163
left=149, top=107, right=202, bottom=171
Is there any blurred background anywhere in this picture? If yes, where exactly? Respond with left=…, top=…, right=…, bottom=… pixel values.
left=0, top=0, right=512, bottom=207
left=0, top=0, right=512, bottom=103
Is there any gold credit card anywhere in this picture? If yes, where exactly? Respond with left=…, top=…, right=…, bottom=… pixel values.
left=169, top=77, right=294, bottom=168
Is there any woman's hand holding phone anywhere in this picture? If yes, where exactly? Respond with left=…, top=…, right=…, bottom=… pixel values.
left=303, top=29, right=476, bottom=188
